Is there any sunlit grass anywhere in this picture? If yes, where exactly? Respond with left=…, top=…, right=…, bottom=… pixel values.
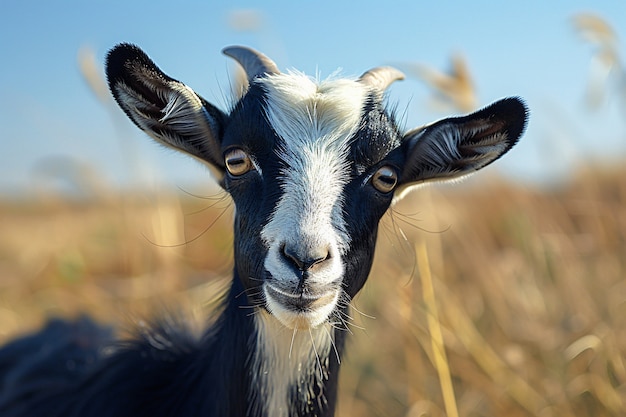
left=0, top=162, right=624, bottom=416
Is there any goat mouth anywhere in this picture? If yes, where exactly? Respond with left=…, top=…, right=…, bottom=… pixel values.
left=264, top=284, right=339, bottom=329
left=266, top=284, right=336, bottom=311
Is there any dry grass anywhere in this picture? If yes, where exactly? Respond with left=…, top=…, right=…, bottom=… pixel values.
left=0, top=164, right=624, bottom=417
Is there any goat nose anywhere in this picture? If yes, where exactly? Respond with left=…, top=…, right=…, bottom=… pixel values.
left=281, top=244, right=330, bottom=272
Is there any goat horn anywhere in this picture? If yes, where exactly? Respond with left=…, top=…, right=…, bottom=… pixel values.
left=359, top=66, right=405, bottom=91
left=222, top=46, right=280, bottom=81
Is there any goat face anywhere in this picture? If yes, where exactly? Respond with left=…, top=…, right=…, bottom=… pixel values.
left=106, top=44, right=527, bottom=330
left=223, top=74, right=403, bottom=329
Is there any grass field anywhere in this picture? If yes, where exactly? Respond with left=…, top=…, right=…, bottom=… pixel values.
left=0, top=164, right=624, bottom=416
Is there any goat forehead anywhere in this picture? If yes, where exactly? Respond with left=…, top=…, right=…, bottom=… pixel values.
left=260, top=72, right=369, bottom=152
left=256, top=73, right=373, bottom=249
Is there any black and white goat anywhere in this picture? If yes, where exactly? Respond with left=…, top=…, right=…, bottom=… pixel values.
left=0, top=44, right=527, bottom=417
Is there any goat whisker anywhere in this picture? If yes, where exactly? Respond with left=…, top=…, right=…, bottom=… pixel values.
left=349, top=302, right=376, bottom=321
left=308, top=328, right=324, bottom=380
left=324, top=325, right=340, bottom=366
left=141, top=203, right=232, bottom=249
left=289, top=327, right=297, bottom=360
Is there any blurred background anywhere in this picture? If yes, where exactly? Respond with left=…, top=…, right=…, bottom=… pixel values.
left=0, top=1, right=625, bottom=416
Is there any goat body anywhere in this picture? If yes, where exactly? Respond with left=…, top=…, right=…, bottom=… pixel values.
left=0, top=44, right=528, bottom=417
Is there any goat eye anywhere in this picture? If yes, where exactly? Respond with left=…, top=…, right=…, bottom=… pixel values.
left=225, top=148, right=253, bottom=176
left=371, top=166, right=398, bottom=193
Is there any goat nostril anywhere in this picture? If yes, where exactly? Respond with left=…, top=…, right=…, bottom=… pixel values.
left=282, top=245, right=304, bottom=270
left=307, top=253, right=329, bottom=271
left=281, top=244, right=330, bottom=272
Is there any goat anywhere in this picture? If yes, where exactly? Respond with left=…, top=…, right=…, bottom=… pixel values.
left=0, top=43, right=527, bottom=417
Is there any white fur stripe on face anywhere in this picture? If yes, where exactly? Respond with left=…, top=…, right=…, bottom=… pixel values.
left=259, top=72, right=369, bottom=258
left=257, top=72, right=370, bottom=329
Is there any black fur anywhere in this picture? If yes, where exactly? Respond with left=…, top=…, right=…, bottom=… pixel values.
left=0, top=278, right=259, bottom=417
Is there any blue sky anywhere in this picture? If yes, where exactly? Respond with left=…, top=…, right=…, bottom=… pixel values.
left=1, top=1, right=624, bottom=195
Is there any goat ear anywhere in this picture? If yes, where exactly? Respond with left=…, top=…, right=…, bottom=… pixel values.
left=398, top=97, right=528, bottom=189
left=106, top=43, right=227, bottom=177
